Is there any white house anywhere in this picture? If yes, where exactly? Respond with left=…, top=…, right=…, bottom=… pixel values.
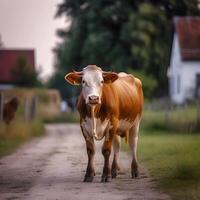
left=168, top=17, right=200, bottom=104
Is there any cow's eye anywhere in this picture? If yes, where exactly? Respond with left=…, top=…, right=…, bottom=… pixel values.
left=101, top=80, right=104, bottom=84
left=82, top=80, right=85, bottom=84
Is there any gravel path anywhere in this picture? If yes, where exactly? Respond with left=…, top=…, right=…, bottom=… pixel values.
left=0, top=124, right=171, bottom=200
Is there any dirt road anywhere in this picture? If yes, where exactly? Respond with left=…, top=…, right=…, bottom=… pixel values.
left=0, top=124, right=171, bottom=200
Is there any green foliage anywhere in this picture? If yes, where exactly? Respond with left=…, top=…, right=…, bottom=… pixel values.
left=127, top=3, right=169, bottom=90
left=12, top=56, right=42, bottom=87
left=128, top=69, right=158, bottom=98
left=48, top=71, right=77, bottom=100
left=51, top=0, right=200, bottom=99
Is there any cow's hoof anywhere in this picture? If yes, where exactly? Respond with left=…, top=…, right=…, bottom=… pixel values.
left=131, top=170, right=139, bottom=178
left=83, top=176, right=94, bottom=182
left=111, top=170, right=117, bottom=178
left=101, top=176, right=111, bottom=182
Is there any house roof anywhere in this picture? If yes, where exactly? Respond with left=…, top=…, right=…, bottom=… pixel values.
left=0, top=49, right=35, bottom=83
left=175, top=17, right=200, bottom=61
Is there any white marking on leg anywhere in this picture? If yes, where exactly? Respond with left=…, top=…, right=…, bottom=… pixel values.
left=129, top=121, right=140, bottom=166
left=113, top=135, right=121, bottom=166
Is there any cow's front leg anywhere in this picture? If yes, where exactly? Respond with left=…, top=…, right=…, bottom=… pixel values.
left=111, top=135, right=121, bottom=178
left=101, top=130, right=115, bottom=182
left=84, top=139, right=95, bottom=182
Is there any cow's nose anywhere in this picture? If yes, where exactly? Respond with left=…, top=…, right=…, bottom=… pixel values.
left=88, top=95, right=99, bottom=104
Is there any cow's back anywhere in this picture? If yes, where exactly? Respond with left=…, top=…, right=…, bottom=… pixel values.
left=102, top=73, right=143, bottom=122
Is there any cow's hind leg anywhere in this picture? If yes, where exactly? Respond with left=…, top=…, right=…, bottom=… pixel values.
left=84, top=140, right=95, bottom=182
left=111, top=135, right=121, bottom=178
left=129, top=122, right=140, bottom=178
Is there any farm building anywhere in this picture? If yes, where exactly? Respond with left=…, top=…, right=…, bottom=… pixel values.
left=0, top=49, right=35, bottom=89
left=168, top=17, right=200, bottom=104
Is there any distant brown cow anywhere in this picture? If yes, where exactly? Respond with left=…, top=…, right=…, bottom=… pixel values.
left=3, top=97, right=19, bottom=124
left=65, top=65, right=144, bottom=182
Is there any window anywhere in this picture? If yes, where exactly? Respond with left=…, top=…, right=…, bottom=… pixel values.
left=170, top=76, right=174, bottom=95
left=177, top=75, right=181, bottom=94
left=195, top=74, right=200, bottom=98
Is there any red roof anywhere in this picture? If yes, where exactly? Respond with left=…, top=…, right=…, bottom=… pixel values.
left=0, top=49, right=35, bottom=83
left=175, top=17, right=200, bottom=61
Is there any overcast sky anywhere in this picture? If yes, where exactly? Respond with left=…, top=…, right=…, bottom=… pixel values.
left=0, top=0, right=68, bottom=80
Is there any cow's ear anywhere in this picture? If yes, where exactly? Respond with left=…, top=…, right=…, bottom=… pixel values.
left=65, top=71, right=82, bottom=85
left=103, top=72, right=118, bottom=83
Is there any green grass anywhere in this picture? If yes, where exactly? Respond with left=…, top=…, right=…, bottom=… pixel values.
left=0, top=139, right=23, bottom=157
left=143, top=105, right=198, bottom=133
left=0, top=119, right=44, bottom=157
left=0, top=87, right=60, bottom=157
left=137, top=129, right=200, bottom=200
left=137, top=105, right=200, bottom=200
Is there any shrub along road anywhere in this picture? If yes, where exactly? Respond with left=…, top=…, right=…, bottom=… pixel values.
left=0, top=124, right=170, bottom=200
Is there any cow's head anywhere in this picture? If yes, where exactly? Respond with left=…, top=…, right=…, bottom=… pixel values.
left=65, top=65, right=118, bottom=105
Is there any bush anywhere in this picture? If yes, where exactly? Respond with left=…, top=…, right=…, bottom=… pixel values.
left=128, top=69, right=157, bottom=99
left=11, top=56, right=42, bottom=87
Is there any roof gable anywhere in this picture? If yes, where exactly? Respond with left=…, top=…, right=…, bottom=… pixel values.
left=0, top=49, right=35, bottom=83
left=175, top=17, right=200, bottom=61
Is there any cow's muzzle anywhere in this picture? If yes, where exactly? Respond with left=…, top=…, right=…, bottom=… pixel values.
left=88, top=95, right=100, bottom=105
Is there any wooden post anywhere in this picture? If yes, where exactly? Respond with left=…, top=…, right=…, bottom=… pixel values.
left=30, top=96, right=38, bottom=120
left=24, top=98, right=30, bottom=121
left=0, top=92, right=4, bottom=121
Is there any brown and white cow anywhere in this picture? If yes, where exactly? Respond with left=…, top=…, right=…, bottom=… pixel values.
left=3, top=97, right=19, bottom=124
left=65, top=65, right=143, bottom=182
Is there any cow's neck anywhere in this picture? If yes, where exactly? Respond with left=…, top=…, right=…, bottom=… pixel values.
left=86, top=104, right=103, bottom=140
left=86, top=104, right=101, bottom=117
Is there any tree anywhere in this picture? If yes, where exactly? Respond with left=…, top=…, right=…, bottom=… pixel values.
left=125, top=3, right=169, bottom=93
left=51, top=0, right=199, bottom=99
left=128, top=69, right=158, bottom=99
left=12, top=56, right=41, bottom=87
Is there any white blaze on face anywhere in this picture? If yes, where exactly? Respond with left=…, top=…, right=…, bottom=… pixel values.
left=81, top=68, right=104, bottom=104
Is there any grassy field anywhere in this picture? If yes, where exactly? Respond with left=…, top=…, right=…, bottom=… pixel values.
left=143, top=105, right=198, bottom=133
left=134, top=104, right=200, bottom=200
left=0, top=118, right=44, bottom=157
left=137, top=130, right=200, bottom=200
left=0, top=88, right=60, bottom=157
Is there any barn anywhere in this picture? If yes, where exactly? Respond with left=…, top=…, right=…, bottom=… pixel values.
left=0, top=49, right=35, bottom=89
left=168, top=17, right=200, bottom=104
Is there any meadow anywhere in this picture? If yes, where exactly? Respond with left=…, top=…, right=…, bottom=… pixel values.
left=136, top=104, right=200, bottom=200
left=0, top=88, right=61, bottom=157
left=0, top=119, right=44, bottom=156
